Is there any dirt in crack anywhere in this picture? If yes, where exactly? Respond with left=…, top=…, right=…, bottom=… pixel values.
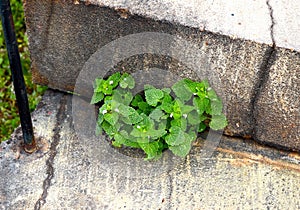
left=266, top=0, right=276, bottom=46
left=34, top=94, right=68, bottom=210
left=249, top=0, right=277, bottom=141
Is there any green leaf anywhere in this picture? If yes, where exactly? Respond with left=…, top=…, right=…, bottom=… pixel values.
left=131, top=94, right=143, bottom=107
left=209, top=99, right=223, bottom=115
left=138, top=101, right=153, bottom=115
left=162, top=88, right=171, bottom=94
left=207, top=89, right=218, bottom=101
left=104, top=112, right=119, bottom=125
left=112, top=89, right=133, bottom=105
left=128, top=110, right=143, bottom=124
left=113, top=131, right=141, bottom=148
left=94, top=78, right=105, bottom=92
left=112, top=133, right=124, bottom=147
left=149, top=108, right=165, bottom=121
left=130, top=128, right=145, bottom=138
left=144, top=84, right=155, bottom=90
left=139, top=141, right=163, bottom=160
left=180, top=104, right=195, bottom=114
left=102, top=121, right=117, bottom=137
left=199, top=114, right=208, bottom=122
left=97, top=111, right=104, bottom=124
left=119, top=129, right=130, bottom=138
left=161, top=94, right=173, bottom=113
left=202, top=80, right=210, bottom=89
left=113, top=136, right=123, bottom=146
left=107, top=72, right=121, bottom=89
left=104, top=95, right=112, bottom=102
left=186, top=131, right=197, bottom=143
left=120, top=73, right=135, bottom=89
left=183, top=78, right=198, bottom=93
left=171, top=100, right=182, bottom=119
left=145, top=88, right=164, bottom=106
left=102, top=81, right=115, bottom=95
left=93, top=73, right=121, bottom=96
left=165, top=126, right=186, bottom=146
left=169, top=141, right=191, bottom=157
left=158, top=119, right=168, bottom=130
left=171, top=80, right=193, bottom=102
left=118, top=104, right=143, bottom=124
left=99, top=100, right=112, bottom=114
left=209, top=114, right=228, bottom=130
left=119, top=116, right=132, bottom=125
left=123, top=139, right=140, bottom=148
left=136, top=113, right=153, bottom=131
left=90, top=92, right=104, bottom=104
left=130, top=114, right=165, bottom=142
left=152, top=129, right=167, bottom=139
left=193, top=97, right=210, bottom=115
left=185, top=79, right=209, bottom=95
left=112, top=141, right=122, bottom=147
left=187, top=110, right=200, bottom=125
left=170, top=118, right=187, bottom=131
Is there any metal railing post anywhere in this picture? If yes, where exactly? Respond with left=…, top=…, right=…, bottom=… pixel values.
left=0, top=0, right=36, bottom=153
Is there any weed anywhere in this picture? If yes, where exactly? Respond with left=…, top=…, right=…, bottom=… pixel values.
left=91, top=72, right=227, bottom=160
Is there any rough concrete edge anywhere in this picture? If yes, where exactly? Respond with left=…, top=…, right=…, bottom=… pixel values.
left=25, top=0, right=298, bottom=88
left=81, top=0, right=300, bottom=52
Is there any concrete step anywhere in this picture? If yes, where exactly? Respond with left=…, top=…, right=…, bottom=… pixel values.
left=24, top=0, right=300, bottom=151
left=87, top=0, right=300, bottom=52
left=1, top=90, right=300, bottom=209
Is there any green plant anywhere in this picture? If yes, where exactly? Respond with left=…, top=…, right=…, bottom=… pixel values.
left=0, top=0, right=47, bottom=141
left=91, top=72, right=227, bottom=160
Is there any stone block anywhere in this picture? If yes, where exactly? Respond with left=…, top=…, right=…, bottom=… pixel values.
left=23, top=0, right=300, bottom=150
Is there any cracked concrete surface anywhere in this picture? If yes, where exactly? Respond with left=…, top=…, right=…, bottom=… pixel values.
left=1, top=90, right=300, bottom=209
left=1, top=1, right=299, bottom=209
left=34, top=95, right=68, bottom=210
left=0, top=91, right=62, bottom=209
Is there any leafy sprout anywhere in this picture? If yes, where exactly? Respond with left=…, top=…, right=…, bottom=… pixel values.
left=91, top=72, right=227, bottom=160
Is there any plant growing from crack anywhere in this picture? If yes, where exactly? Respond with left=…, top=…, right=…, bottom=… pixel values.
left=91, top=72, right=227, bottom=160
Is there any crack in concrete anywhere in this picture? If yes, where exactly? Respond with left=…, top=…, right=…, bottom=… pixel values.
left=34, top=94, right=68, bottom=210
left=266, top=0, right=276, bottom=46
left=250, top=0, right=277, bottom=139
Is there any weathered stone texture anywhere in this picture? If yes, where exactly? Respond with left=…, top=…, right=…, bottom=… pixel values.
left=1, top=90, right=300, bottom=209
left=23, top=0, right=300, bottom=150
left=255, top=49, right=300, bottom=150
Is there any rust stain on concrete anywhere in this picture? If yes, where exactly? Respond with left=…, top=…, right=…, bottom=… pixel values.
left=217, top=147, right=300, bottom=172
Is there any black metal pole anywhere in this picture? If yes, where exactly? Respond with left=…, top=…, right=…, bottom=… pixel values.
left=0, top=0, right=36, bottom=153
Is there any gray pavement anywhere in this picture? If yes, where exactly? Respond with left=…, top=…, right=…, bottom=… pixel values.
left=1, top=90, right=300, bottom=209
